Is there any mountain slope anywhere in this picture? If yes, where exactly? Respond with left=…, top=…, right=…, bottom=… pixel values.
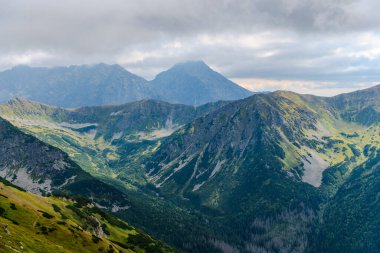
left=151, top=61, right=253, bottom=106
left=0, top=117, right=129, bottom=210
left=145, top=92, right=324, bottom=199
left=315, top=146, right=380, bottom=253
left=0, top=179, right=175, bottom=253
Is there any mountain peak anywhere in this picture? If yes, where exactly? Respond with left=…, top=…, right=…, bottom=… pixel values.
left=170, top=60, right=212, bottom=74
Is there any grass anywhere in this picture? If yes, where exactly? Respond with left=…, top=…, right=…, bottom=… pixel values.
left=0, top=182, right=175, bottom=253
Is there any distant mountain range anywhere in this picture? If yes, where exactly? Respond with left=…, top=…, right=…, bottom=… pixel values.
left=0, top=61, right=253, bottom=107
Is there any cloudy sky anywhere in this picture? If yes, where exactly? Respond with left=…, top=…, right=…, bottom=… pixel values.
left=1, top=0, right=380, bottom=95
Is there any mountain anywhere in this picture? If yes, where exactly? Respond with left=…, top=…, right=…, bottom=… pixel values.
left=0, top=179, right=175, bottom=253
left=0, top=64, right=154, bottom=108
left=143, top=85, right=380, bottom=199
left=144, top=91, right=322, bottom=197
left=141, top=91, right=326, bottom=252
left=0, top=61, right=253, bottom=108
left=151, top=61, right=253, bottom=106
left=1, top=85, right=380, bottom=252
left=139, top=86, right=380, bottom=252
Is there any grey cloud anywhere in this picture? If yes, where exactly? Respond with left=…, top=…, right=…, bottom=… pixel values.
left=0, top=0, right=380, bottom=93
left=0, top=0, right=375, bottom=54
left=122, top=31, right=380, bottom=86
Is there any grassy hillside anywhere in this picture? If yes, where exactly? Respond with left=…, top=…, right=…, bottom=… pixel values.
left=0, top=180, right=175, bottom=253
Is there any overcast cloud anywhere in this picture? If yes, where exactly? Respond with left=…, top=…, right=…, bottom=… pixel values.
left=1, top=0, right=380, bottom=95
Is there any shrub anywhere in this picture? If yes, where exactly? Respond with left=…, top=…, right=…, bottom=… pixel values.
left=10, top=203, right=16, bottom=210
left=92, top=234, right=101, bottom=244
left=38, top=210, right=55, bottom=219
left=102, top=223, right=111, bottom=236
left=40, top=226, right=48, bottom=235
left=52, top=204, right=61, bottom=212
left=48, top=227, right=57, bottom=233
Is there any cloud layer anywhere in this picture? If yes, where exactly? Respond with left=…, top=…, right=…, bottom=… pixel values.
left=1, top=0, right=380, bottom=95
